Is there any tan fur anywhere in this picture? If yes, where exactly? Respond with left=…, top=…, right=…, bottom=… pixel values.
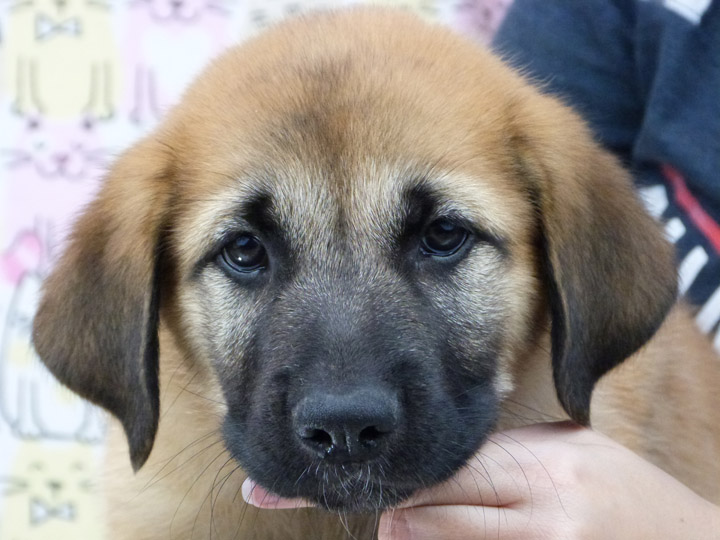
left=33, top=8, right=720, bottom=539
left=500, top=305, right=720, bottom=505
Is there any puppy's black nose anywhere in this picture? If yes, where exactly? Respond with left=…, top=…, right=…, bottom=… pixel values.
left=293, top=387, right=399, bottom=463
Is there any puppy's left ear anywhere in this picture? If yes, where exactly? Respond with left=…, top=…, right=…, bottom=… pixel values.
left=32, top=137, right=172, bottom=470
left=514, top=94, right=677, bottom=425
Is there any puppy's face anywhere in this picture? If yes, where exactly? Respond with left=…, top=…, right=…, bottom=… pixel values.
left=33, top=9, right=677, bottom=513
left=173, top=110, right=538, bottom=512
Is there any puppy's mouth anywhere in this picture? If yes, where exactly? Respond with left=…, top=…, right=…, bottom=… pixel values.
left=240, top=439, right=486, bottom=514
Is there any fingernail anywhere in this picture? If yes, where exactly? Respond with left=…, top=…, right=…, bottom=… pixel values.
left=241, top=478, right=283, bottom=507
left=241, top=478, right=257, bottom=504
left=380, top=510, right=413, bottom=540
left=241, top=478, right=309, bottom=509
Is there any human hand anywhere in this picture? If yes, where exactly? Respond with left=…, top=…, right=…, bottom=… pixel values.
left=242, top=422, right=720, bottom=539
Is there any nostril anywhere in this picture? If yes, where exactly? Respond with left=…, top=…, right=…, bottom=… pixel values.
left=300, top=427, right=333, bottom=451
left=358, top=425, right=386, bottom=445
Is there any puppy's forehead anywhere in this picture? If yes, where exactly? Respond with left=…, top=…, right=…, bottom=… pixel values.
left=169, top=9, right=534, bottom=268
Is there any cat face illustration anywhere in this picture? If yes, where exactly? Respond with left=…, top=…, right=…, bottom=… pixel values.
left=129, top=0, right=229, bottom=23
left=6, top=0, right=110, bottom=20
left=2, top=120, right=108, bottom=180
left=0, top=442, right=104, bottom=539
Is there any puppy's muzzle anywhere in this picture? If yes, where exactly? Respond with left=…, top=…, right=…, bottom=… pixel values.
left=293, top=387, right=400, bottom=463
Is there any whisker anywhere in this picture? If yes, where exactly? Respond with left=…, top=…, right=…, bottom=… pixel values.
left=209, top=458, right=239, bottom=538
left=172, top=447, right=229, bottom=538
left=497, top=432, right=569, bottom=518
left=138, top=434, right=222, bottom=494
left=160, top=369, right=199, bottom=419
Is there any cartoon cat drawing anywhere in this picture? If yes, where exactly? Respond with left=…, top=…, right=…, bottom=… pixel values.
left=2, top=0, right=118, bottom=121
left=126, top=0, right=231, bottom=125
left=0, top=229, right=106, bottom=442
left=1, top=118, right=109, bottom=180
left=0, top=440, right=105, bottom=540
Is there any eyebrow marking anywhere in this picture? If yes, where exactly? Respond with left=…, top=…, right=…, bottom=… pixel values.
left=241, top=190, right=277, bottom=235
left=399, top=180, right=508, bottom=255
left=190, top=189, right=286, bottom=279
left=403, top=182, right=437, bottom=235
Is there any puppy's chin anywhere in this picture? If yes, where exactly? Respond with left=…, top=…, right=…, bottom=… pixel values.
left=313, top=489, right=410, bottom=514
left=283, top=462, right=432, bottom=512
left=298, top=479, right=412, bottom=513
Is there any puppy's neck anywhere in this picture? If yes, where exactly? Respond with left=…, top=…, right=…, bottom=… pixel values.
left=497, top=332, right=568, bottom=431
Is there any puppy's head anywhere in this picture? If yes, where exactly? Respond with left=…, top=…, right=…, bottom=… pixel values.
left=33, top=10, right=676, bottom=512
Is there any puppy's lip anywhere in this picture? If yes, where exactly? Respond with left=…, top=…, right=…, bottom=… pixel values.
left=242, top=477, right=412, bottom=512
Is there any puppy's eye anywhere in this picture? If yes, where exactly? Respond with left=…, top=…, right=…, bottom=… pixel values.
left=421, top=220, right=469, bottom=257
left=221, top=234, right=267, bottom=273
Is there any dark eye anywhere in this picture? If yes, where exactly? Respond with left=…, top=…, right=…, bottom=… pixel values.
left=421, top=219, right=469, bottom=257
left=221, top=234, right=267, bottom=273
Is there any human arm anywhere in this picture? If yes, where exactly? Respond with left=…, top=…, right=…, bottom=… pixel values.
left=377, top=422, right=720, bottom=539
left=243, top=422, right=720, bottom=539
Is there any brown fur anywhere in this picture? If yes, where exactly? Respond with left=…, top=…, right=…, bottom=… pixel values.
left=32, top=8, right=720, bottom=539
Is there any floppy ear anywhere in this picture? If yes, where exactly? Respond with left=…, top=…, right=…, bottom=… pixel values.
left=33, top=139, right=172, bottom=470
left=514, top=96, right=677, bottom=425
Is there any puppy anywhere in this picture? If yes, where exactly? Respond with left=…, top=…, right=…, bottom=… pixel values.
left=32, top=8, right=720, bottom=539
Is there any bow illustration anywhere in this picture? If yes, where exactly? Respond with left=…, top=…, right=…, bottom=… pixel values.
left=29, top=498, right=76, bottom=525
left=35, top=14, right=82, bottom=40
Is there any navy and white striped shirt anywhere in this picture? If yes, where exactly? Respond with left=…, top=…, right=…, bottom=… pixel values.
left=494, top=0, right=720, bottom=352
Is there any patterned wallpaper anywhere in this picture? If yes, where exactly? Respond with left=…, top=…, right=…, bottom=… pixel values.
left=0, top=1, right=511, bottom=538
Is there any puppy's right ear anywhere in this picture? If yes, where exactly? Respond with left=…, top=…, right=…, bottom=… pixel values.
left=33, top=138, right=173, bottom=471
left=510, top=93, right=677, bottom=426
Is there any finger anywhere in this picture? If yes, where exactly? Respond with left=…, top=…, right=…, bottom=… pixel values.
left=397, top=441, right=537, bottom=508
left=379, top=504, right=529, bottom=540
left=241, top=478, right=313, bottom=509
left=397, top=423, right=586, bottom=508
